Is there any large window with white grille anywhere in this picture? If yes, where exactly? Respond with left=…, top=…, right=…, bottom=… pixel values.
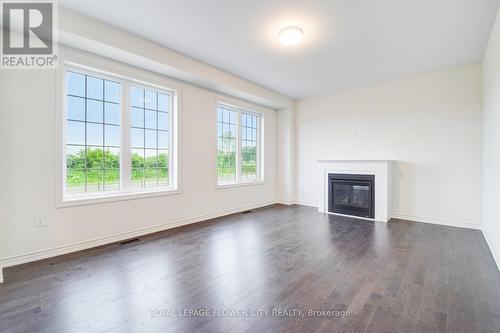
left=217, top=103, right=262, bottom=185
left=64, top=66, right=176, bottom=201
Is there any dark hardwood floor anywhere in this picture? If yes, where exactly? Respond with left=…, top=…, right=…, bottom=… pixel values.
left=1, top=204, right=499, bottom=333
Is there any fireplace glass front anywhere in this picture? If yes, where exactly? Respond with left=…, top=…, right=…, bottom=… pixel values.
left=328, top=174, right=375, bottom=218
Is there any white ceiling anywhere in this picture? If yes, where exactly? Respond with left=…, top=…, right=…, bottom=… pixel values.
left=58, top=0, right=500, bottom=99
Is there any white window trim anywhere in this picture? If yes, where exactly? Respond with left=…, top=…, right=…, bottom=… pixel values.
left=56, top=61, right=179, bottom=208
left=215, top=101, right=264, bottom=188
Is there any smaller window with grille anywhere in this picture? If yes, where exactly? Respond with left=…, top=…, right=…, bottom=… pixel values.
left=216, top=103, right=263, bottom=186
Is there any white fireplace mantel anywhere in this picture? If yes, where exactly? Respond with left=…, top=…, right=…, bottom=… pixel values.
left=317, top=160, right=393, bottom=222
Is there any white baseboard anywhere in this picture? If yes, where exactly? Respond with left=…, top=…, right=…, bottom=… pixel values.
left=482, top=227, right=500, bottom=272
left=0, top=200, right=276, bottom=281
left=295, top=202, right=481, bottom=230
left=324, top=211, right=388, bottom=223
left=294, top=201, right=315, bottom=208
left=391, top=213, right=480, bottom=230
left=276, top=201, right=295, bottom=206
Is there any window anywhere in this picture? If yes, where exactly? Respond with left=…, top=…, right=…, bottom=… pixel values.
left=64, top=66, right=176, bottom=201
left=217, top=106, right=237, bottom=183
left=217, top=103, right=262, bottom=185
left=241, top=112, right=259, bottom=181
left=66, top=71, right=121, bottom=194
left=130, top=87, right=171, bottom=188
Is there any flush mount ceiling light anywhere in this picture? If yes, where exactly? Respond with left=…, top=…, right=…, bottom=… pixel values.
left=278, top=26, right=303, bottom=46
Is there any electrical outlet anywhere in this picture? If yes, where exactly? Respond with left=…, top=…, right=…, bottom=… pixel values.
left=34, top=214, right=46, bottom=227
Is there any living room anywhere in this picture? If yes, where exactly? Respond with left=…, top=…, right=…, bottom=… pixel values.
left=1, top=1, right=499, bottom=332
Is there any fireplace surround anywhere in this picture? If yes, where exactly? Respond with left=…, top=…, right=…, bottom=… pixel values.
left=317, top=160, right=393, bottom=222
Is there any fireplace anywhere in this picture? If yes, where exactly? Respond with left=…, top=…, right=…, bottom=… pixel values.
left=328, top=173, right=375, bottom=219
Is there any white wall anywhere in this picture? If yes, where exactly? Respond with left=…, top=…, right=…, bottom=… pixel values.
left=482, top=6, right=500, bottom=268
left=0, top=46, right=279, bottom=269
left=295, top=65, right=483, bottom=228
left=277, top=107, right=296, bottom=204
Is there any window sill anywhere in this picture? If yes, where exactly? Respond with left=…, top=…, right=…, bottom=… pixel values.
left=57, top=188, right=180, bottom=208
left=215, top=181, right=265, bottom=190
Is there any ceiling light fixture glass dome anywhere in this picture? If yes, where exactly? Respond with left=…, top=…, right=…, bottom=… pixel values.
left=279, top=26, right=303, bottom=46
